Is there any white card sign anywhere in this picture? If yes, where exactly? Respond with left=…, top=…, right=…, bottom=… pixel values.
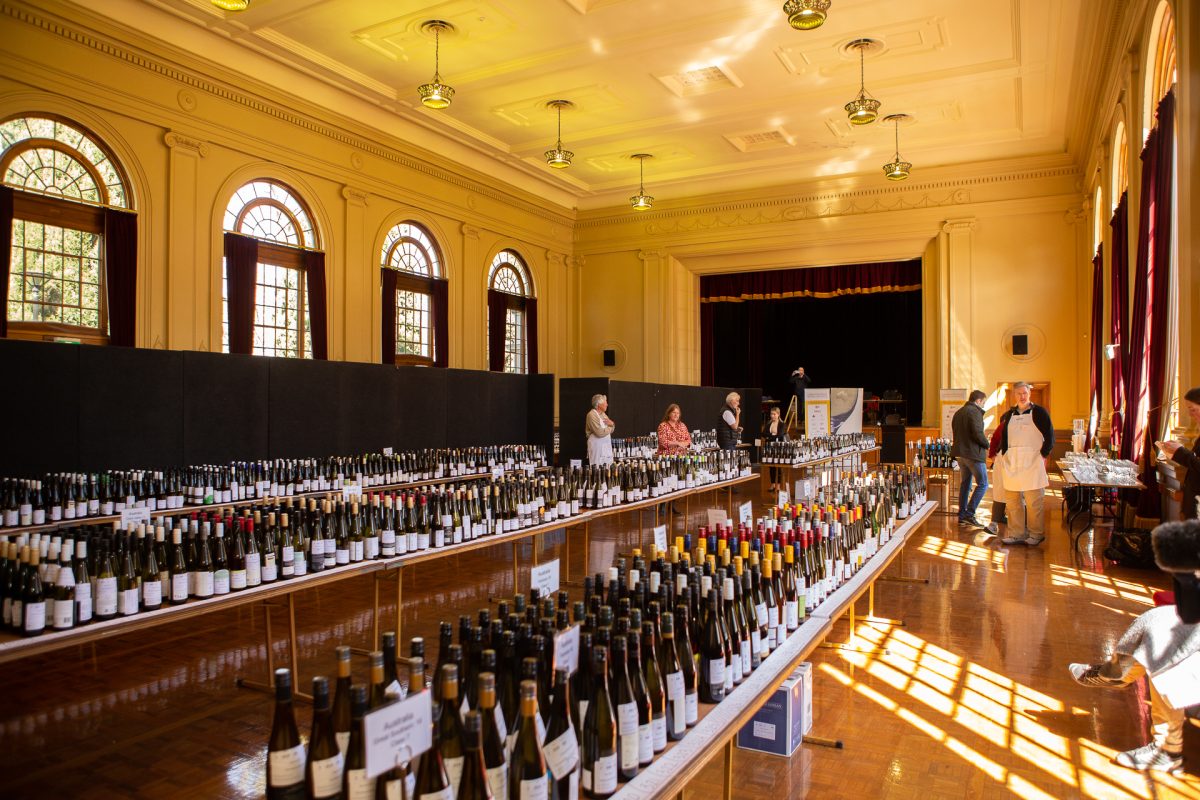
left=569, top=459, right=582, bottom=470
left=363, top=689, right=433, bottom=779
left=652, top=525, right=668, bottom=554
left=531, top=559, right=561, bottom=598
left=554, top=624, right=581, bottom=675
left=738, top=501, right=753, bottom=526
left=491, top=466, right=505, bottom=479
left=706, top=509, right=731, bottom=529
left=777, top=490, right=790, bottom=508
left=342, top=483, right=363, bottom=501
left=382, top=446, right=394, bottom=456
left=120, top=506, right=151, bottom=529
left=794, top=479, right=814, bottom=502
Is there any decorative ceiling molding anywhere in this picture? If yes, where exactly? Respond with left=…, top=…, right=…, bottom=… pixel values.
left=0, top=2, right=576, bottom=229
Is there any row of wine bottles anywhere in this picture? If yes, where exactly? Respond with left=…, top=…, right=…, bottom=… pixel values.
left=758, top=434, right=877, bottom=465
left=265, top=465, right=929, bottom=798
left=609, top=430, right=720, bottom=461
left=0, top=445, right=548, bottom=529
left=909, top=438, right=954, bottom=469
left=0, top=453, right=753, bottom=638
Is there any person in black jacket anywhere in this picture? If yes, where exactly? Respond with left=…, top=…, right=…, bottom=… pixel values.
left=997, top=382, right=1056, bottom=546
left=1157, top=385, right=1200, bottom=522
left=789, top=367, right=810, bottom=433
left=950, top=390, right=995, bottom=531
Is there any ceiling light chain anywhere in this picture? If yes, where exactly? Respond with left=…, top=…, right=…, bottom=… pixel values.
left=417, top=21, right=456, bottom=110
left=844, top=39, right=882, bottom=125
left=544, top=100, right=575, bottom=169
left=882, top=114, right=913, bottom=180
left=630, top=154, right=654, bottom=211
left=783, top=0, right=831, bottom=30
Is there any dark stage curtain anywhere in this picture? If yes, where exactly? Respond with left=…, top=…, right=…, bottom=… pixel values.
left=1109, top=192, right=1129, bottom=455
left=431, top=278, right=449, bottom=369
left=103, top=209, right=138, bottom=347
left=224, top=233, right=258, bottom=356
left=380, top=268, right=397, bottom=365
left=1086, top=245, right=1103, bottom=450
left=487, top=289, right=507, bottom=372
left=700, top=302, right=715, bottom=386
left=0, top=187, right=12, bottom=338
left=700, top=259, right=921, bottom=302
left=303, top=250, right=328, bottom=360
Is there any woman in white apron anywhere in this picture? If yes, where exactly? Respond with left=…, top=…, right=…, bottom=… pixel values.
left=999, top=388, right=1050, bottom=545
left=586, top=394, right=615, bottom=466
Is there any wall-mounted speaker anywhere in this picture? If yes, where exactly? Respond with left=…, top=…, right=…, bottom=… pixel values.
left=1012, top=334, right=1029, bottom=356
left=602, top=349, right=616, bottom=367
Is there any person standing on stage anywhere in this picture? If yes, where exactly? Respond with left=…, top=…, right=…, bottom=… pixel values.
left=586, top=394, right=616, bottom=466
left=789, top=367, right=810, bottom=433
left=951, top=390, right=997, bottom=532
left=718, top=392, right=743, bottom=451
left=998, top=382, right=1055, bottom=546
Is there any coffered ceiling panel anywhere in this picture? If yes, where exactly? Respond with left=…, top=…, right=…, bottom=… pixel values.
left=122, top=0, right=1089, bottom=208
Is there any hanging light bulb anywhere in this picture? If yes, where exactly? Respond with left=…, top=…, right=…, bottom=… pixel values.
left=544, top=100, right=575, bottom=169
left=882, top=114, right=912, bottom=180
left=211, top=0, right=249, bottom=9
left=844, top=38, right=882, bottom=125
left=629, top=154, right=654, bottom=211
left=417, top=21, right=456, bottom=110
left=782, top=0, right=831, bottom=30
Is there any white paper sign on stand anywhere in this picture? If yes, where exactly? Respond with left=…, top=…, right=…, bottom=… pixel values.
left=120, top=506, right=151, bottom=529
left=652, top=525, right=668, bottom=554
left=777, top=490, right=790, bottom=508
left=364, top=689, right=433, bottom=779
left=805, top=389, right=831, bottom=437
left=706, top=508, right=731, bottom=529
left=794, top=479, right=815, bottom=502
left=939, top=389, right=968, bottom=439
left=738, top=501, right=753, bottom=526
left=569, top=459, right=582, bottom=470
left=342, top=484, right=363, bottom=502
left=531, top=559, right=560, bottom=598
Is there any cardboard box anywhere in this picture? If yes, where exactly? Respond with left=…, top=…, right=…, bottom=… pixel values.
left=736, top=663, right=813, bottom=757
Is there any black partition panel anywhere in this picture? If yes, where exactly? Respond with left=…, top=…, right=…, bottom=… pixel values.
left=0, top=339, right=80, bottom=475
left=558, top=377, right=762, bottom=464
left=0, top=340, right=554, bottom=476
left=183, top=351, right=269, bottom=465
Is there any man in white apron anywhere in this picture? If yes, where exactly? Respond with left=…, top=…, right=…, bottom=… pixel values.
left=998, top=382, right=1055, bottom=546
left=586, top=393, right=615, bottom=466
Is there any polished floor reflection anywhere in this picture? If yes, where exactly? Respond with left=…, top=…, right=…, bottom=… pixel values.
left=1, top=483, right=1198, bottom=799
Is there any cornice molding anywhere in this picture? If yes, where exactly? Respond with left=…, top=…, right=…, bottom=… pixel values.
left=2, top=3, right=574, bottom=229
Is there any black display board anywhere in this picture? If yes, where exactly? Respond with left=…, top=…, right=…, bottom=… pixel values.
left=558, top=378, right=762, bottom=464
left=0, top=340, right=554, bottom=476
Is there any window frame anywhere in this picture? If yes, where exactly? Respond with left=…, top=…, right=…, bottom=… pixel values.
left=252, top=240, right=311, bottom=360
left=487, top=250, right=532, bottom=375
left=390, top=270, right=437, bottom=367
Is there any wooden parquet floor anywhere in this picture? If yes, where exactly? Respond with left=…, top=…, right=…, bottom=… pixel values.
left=1, top=481, right=1198, bottom=799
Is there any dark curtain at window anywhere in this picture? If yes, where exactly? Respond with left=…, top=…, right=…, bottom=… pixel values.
left=1122, top=89, right=1174, bottom=476
left=304, top=250, right=328, bottom=360
left=380, top=268, right=397, bottom=365
left=1132, top=89, right=1174, bottom=514
left=1109, top=192, right=1129, bottom=455
left=0, top=186, right=11, bottom=338
left=1086, top=245, right=1103, bottom=450
left=526, top=296, right=538, bottom=375
left=700, top=259, right=921, bottom=301
left=224, top=232, right=258, bottom=355
left=104, top=208, right=138, bottom=347
left=431, top=278, right=449, bottom=368
left=487, top=289, right=508, bottom=372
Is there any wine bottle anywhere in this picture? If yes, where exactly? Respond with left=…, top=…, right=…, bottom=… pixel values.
left=457, top=710, right=494, bottom=800
left=307, top=675, right=345, bottom=800
left=437, top=664, right=467, bottom=798
left=22, top=548, right=46, bottom=637
left=267, top=668, right=307, bottom=800
left=509, top=680, right=548, bottom=800
left=51, top=538, right=76, bottom=631
left=543, top=669, right=579, bottom=800
left=698, top=590, right=725, bottom=704
left=581, top=646, right=617, bottom=799
left=477, top=673, right=508, bottom=800
left=343, top=685, right=374, bottom=800
left=415, top=669, right=454, bottom=800
left=333, top=646, right=354, bottom=753
left=657, top=613, right=685, bottom=740
left=382, top=631, right=403, bottom=700
left=94, top=541, right=117, bottom=621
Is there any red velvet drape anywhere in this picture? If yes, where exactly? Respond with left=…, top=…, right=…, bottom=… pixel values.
left=1109, top=192, right=1129, bottom=455
left=103, top=209, right=138, bottom=348
left=1086, top=245, right=1103, bottom=450
left=431, top=278, right=449, bottom=369
left=699, top=259, right=921, bottom=302
left=303, top=250, right=328, bottom=360
left=224, top=232, right=258, bottom=355
left=380, top=268, right=397, bottom=365
left=526, top=296, right=538, bottom=374
left=487, top=289, right=507, bottom=372
left=0, top=187, right=12, bottom=338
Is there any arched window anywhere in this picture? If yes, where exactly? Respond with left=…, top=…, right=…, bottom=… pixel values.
left=2, top=114, right=134, bottom=346
left=222, top=180, right=325, bottom=359
left=380, top=221, right=446, bottom=366
left=1143, top=1, right=1177, bottom=143
left=487, top=249, right=535, bottom=374
left=1111, top=120, right=1128, bottom=211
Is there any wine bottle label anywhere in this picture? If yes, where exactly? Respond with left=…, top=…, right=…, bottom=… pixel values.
left=230, top=568, right=247, bottom=590
left=119, top=587, right=139, bottom=615
left=405, top=770, right=417, bottom=800
left=32, top=508, right=45, bottom=525
left=365, top=536, right=379, bottom=560
left=143, top=580, right=162, bottom=608
left=494, top=705, right=507, bottom=741
left=651, top=715, right=667, bottom=751
left=352, top=541, right=364, bottom=562
left=535, top=710, right=547, bottom=745
left=336, top=731, right=350, bottom=754
left=267, top=743, right=305, bottom=786
left=592, top=753, right=618, bottom=794
left=418, top=785, right=455, bottom=800
left=542, top=725, right=579, bottom=777
left=708, top=657, right=726, bottom=689
left=95, top=577, right=117, bottom=617
left=443, top=755, right=464, bottom=796
left=617, top=701, right=638, bottom=737
left=519, top=778, right=549, bottom=800
left=282, top=546, right=295, bottom=571
left=262, top=554, right=278, bottom=582
left=755, top=603, right=767, bottom=628
left=171, top=573, right=189, bottom=602
left=665, top=672, right=685, bottom=733
left=23, top=600, right=46, bottom=632
left=213, top=569, right=230, bottom=595
left=486, top=764, right=508, bottom=800
left=740, top=640, right=751, bottom=675
left=685, top=691, right=698, bottom=725
left=74, top=582, right=92, bottom=622
left=785, top=601, right=799, bottom=630
left=52, top=597, right=75, bottom=629
left=244, top=553, right=261, bottom=586
left=309, top=752, right=345, bottom=798
left=638, top=723, right=653, bottom=763
left=195, top=572, right=215, bottom=598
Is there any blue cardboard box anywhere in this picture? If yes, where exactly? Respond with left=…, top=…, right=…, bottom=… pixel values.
left=736, top=663, right=813, bottom=757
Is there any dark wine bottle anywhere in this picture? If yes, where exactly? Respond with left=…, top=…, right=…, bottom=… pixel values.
left=477, top=673, right=508, bottom=800
left=343, top=685, right=374, bottom=800
left=698, top=590, right=725, bottom=703
left=543, top=669, right=580, bottom=800
left=267, top=668, right=307, bottom=800
left=333, top=646, right=354, bottom=753
left=437, top=664, right=467, bottom=798
left=457, top=711, right=494, bottom=800
left=581, top=646, right=617, bottom=799
left=508, top=680, right=548, bottom=800
left=307, top=675, right=345, bottom=800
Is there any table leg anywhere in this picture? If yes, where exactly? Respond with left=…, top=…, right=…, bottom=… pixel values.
left=861, top=582, right=904, bottom=626
left=513, top=543, right=520, bottom=594
left=583, top=521, right=590, bottom=577
left=723, top=737, right=734, bottom=800
left=396, top=566, right=404, bottom=643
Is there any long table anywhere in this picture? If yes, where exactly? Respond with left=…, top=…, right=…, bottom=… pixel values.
left=610, top=500, right=937, bottom=800
left=759, top=445, right=881, bottom=494
left=0, top=472, right=760, bottom=668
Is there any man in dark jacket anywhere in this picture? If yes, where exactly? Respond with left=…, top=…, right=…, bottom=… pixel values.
left=789, top=367, right=810, bottom=433
left=951, top=390, right=995, bottom=531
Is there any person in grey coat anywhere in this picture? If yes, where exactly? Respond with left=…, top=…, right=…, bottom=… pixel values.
left=950, top=390, right=995, bottom=532
left=1069, top=519, right=1200, bottom=774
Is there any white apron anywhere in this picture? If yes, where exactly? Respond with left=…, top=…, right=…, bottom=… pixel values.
left=990, top=453, right=1010, bottom=503
left=1001, top=411, right=1048, bottom=492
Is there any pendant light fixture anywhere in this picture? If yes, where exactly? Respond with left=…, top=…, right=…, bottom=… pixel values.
left=417, top=21, right=455, bottom=110
left=844, top=38, right=882, bottom=125
left=629, top=154, right=654, bottom=211
left=782, top=0, right=831, bottom=30
left=211, top=0, right=248, bottom=9
left=882, top=114, right=912, bottom=180
left=544, top=100, right=575, bottom=169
